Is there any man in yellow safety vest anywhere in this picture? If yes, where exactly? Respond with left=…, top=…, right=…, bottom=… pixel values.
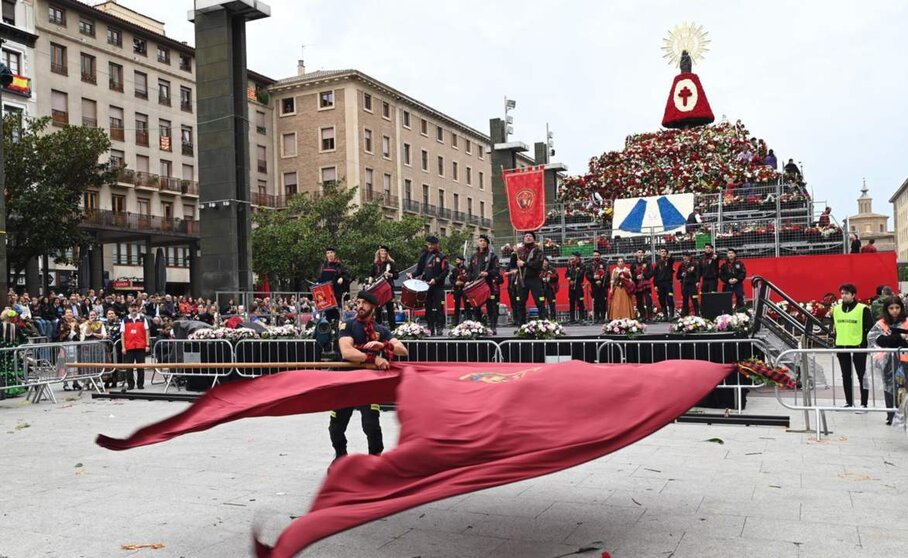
left=832, top=283, right=873, bottom=410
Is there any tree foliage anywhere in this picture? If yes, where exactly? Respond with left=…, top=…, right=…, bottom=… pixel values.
left=3, top=115, right=114, bottom=274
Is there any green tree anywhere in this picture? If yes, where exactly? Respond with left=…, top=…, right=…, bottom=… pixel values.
left=3, top=115, right=114, bottom=280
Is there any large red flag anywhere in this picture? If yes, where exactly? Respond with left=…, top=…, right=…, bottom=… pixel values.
left=97, top=360, right=732, bottom=557
left=503, top=164, right=546, bottom=231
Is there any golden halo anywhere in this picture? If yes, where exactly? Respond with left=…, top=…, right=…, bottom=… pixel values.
left=662, top=22, right=710, bottom=67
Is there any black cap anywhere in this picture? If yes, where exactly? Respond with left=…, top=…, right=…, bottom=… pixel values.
left=325, top=247, right=336, bottom=252
left=356, top=290, right=378, bottom=306
left=524, top=231, right=537, bottom=240
left=426, top=235, right=439, bottom=244
left=478, top=234, right=491, bottom=243
left=455, top=255, right=465, bottom=262
left=378, top=244, right=390, bottom=251
left=572, top=251, right=582, bottom=257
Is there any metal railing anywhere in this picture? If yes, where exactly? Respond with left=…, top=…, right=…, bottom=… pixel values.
left=1, top=340, right=115, bottom=403
left=234, top=339, right=320, bottom=377
left=751, top=275, right=833, bottom=348
left=398, top=339, right=501, bottom=363
left=152, top=339, right=234, bottom=392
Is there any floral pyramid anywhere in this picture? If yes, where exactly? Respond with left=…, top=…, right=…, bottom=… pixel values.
left=559, top=121, right=780, bottom=205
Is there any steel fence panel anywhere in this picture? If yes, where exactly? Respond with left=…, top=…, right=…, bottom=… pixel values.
left=498, top=338, right=618, bottom=364
left=234, top=338, right=320, bottom=377
left=398, top=340, right=501, bottom=363
left=151, top=339, right=235, bottom=392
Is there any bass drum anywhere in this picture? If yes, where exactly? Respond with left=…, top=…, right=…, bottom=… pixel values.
left=464, top=279, right=490, bottom=307
left=401, top=279, right=429, bottom=309
left=365, top=278, right=393, bottom=307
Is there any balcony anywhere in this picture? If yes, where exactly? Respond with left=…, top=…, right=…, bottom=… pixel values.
left=134, top=171, right=161, bottom=189
left=135, top=88, right=148, bottom=100
left=51, top=110, right=68, bottom=127
left=382, top=193, right=399, bottom=209
left=4, top=73, right=31, bottom=97
left=403, top=199, right=420, bottom=213
left=182, top=142, right=194, bottom=156
left=438, top=207, right=452, bottom=220
left=467, top=214, right=480, bottom=226
left=109, top=80, right=123, bottom=92
left=481, top=217, right=492, bottom=228
left=159, top=94, right=171, bottom=106
left=51, top=63, right=67, bottom=76
left=81, top=208, right=199, bottom=236
left=81, top=116, right=97, bottom=128
left=252, top=192, right=281, bottom=208
left=159, top=177, right=183, bottom=194
left=135, top=131, right=149, bottom=146
left=81, top=72, right=97, bottom=85
left=423, top=203, right=437, bottom=217
left=109, top=127, right=124, bottom=142
left=452, top=210, right=466, bottom=223
left=181, top=180, right=199, bottom=196
left=181, top=100, right=192, bottom=113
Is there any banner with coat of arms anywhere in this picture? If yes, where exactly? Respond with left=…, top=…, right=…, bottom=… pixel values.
left=503, top=165, right=546, bottom=231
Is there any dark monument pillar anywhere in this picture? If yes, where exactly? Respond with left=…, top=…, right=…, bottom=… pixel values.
left=191, top=1, right=270, bottom=299
left=143, top=239, right=156, bottom=294
left=188, top=240, right=201, bottom=299
left=490, top=118, right=529, bottom=245
left=89, top=239, right=104, bottom=292
left=24, top=257, right=40, bottom=296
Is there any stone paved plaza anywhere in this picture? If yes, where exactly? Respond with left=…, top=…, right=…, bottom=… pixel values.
left=1, top=382, right=907, bottom=558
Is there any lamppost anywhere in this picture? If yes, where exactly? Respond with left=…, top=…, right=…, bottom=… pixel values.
left=0, top=56, right=14, bottom=308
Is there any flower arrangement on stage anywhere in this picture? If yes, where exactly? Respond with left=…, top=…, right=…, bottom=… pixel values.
left=670, top=315, right=715, bottom=334
left=261, top=324, right=304, bottom=339
left=449, top=320, right=490, bottom=339
left=517, top=319, right=565, bottom=340
left=736, top=358, right=796, bottom=389
left=713, top=313, right=751, bottom=333
left=393, top=322, right=431, bottom=340
left=189, top=327, right=261, bottom=341
left=602, top=318, right=646, bottom=338
left=558, top=121, right=782, bottom=206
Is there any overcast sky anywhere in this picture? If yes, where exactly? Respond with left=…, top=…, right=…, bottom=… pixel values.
left=117, top=0, right=908, bottom=223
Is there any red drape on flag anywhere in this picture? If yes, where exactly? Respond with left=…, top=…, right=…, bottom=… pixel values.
left=97, top=360, right=732, bottom=557
left=503, top=165, right=546, bottom=231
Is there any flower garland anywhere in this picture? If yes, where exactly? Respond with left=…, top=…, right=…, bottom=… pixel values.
left=601, top=318, right=646, bottom=338
left=670, top=316, right=715, bottom=334
left=516, top=319, right=565, bottom=340
left=393, top=321, right=431, bottom=340
left=449, top=320, right=490, bottom=339
left=736, top=358, right=796, bottom=389
left=261, top=324, right=305, bottom=339
left=189, top=327, right=261, bottom=341
left=713, top=313, right=751, bottom=333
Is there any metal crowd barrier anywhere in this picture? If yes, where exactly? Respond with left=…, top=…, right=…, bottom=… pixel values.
left=151, top=339, right=234, bottom=392
left=234, top=338, right=320, bottom=377
left=399, top=339, right=502, bottom=363
left=497, top=338, right=625, bottom=364
left=2, top=340, right=115, bottom=403
left=773, top=346, right=901, bottom=440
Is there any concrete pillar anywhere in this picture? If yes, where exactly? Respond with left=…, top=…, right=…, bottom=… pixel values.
left=143, top=238, right=156, bottom=294
left=24, top=257, right=40, bottom=296
left=189, top=241, right=201, bottom=299
left=89, top=240, right=104, bottom=292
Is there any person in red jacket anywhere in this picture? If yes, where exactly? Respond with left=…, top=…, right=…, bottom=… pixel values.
left=860, top=239, right=878, bottom=253
left=120, top=302, right=151, bottom=392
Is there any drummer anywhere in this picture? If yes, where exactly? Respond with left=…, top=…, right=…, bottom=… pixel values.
left=409, top=235, right=449, bottom=336
left=449, top=256, right=471, bottom=326
left=468, top=233, right=500, bottom=335
left=316, top=247, right=350, bottom=322
left=370, top=244, right=399, bottom=330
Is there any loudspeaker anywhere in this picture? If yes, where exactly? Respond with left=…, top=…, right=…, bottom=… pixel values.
left=701, top=291, right=733, bottom=319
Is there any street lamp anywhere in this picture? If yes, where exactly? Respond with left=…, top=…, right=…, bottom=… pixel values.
left=504, top=97, right=516, bottom=138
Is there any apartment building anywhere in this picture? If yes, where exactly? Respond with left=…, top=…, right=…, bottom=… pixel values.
left=28, top=0, right=275, bottom=293
left=1, top=0, right=37, bottom=120
left=270, top=66, right=494, bottom=236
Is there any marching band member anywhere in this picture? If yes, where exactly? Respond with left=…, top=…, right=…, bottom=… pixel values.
left=630, top=248, right=654, bottom=322
left=468, top=234, right=501, bottom=335
left=369, top=245, right=399, bottom=330
left=699, top=243, right=720, bottom=294
left=410, top=235, right=448, bottom=336
left=654, top=247, right=676, bottom=321
left=719, top=248, right=747, bottom=309
left=449, top=256, right=471, bottom=326
left=566, top=251, right=587, bottom=324
left=513, top=232, right=547, bottom=325
left=541, top=257, right=559, bottom=322
left=585, top=249, right=609, bottom=323
left=316, top=247, right=350, bottom=322
left=676, top=253, right=701, bottom=316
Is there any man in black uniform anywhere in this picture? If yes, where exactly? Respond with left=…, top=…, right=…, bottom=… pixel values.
left=699, top=243, right=720, bottom=294
left=331, top=291, right=408, bottom=462
left=676, top=253, right=701, bottom=317
left=449, top=255, right=471, bottom=326
left=585, top=249, right=609, bottom=323
left=541, top=257, right=559, bottom=321
left=507, top=248, right=520, bottom=325
left=630, top=249, right=654, bottom=322
left=514, top=232, right=547, bottom=323
left=316, top=247, right=350, bottom=322
left=468, top=234, right=500, bottom=334
left=566, top=251, right=586, bottom=324
left=410, top=235, right=448, bottom=335
left=719, top=248, right=747, bottom=309
left=654, top=247, right=676, bottom=321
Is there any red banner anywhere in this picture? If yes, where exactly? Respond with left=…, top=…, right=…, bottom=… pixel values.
left=96, top=360, right=732, bottom=557
left=503, top=165, right=546, bottom=231
left=310, top=282, right=337, bottom=311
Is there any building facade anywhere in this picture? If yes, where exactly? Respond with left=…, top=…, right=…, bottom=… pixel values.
left=269, top=67, right=494, bottom=235
left=889, top=177, right=908, bottom=261
left=847, top=183, right=895, bottom=252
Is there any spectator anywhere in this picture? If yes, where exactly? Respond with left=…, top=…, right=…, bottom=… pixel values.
left=871, top=286, right=894, bottom=320
left=685, top=209, right=702, bottom=233
left=861, top=238, right=878, bottom=253
left=764, top=149, right=778, bottom=169
left=849, top=233, right=862, bottom=254
left=736, top=147, right=753, bottom=163
left=79, top=310, right=108, bottom=342
left=783, top=159, right=802, bottom=182
left=866, top=295, right=908, bottom=425
left=818, top=207, right=831, bottom=228
left=161, top=294, right=176, bottom=318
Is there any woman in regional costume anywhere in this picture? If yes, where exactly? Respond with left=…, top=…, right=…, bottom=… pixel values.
left=608, top=258, right=636, bottom=320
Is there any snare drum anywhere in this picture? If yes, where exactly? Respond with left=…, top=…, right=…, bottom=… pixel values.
left=311, top=282, right=338, bottom=312
left=366, top=277, right=393, bottom=307
left=464, top=279, right=491, bottom=307
left=401, top=279, right=429, bottom=309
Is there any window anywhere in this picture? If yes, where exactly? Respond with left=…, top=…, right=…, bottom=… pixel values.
left=83, top=190, right=98, bottom=211
left=436, top=125, right=444, bottom=143
left=158, top=79, right=171, bottom=105
left=108, top=106, right=124, bottom=142
left=255, top=111, right=266, bottom=134
left=51, top=90, right=68, bottom=126
left=420, top=118, right=428, bottom=136
left=404, top=179, right=412, bottom=202
left=452, top=161, right=459, bottom=181
left=403, top=143, right=412, bottom=166
left=438, top=189, right=445, bottom=209
left=478, top=145, right=485, bottom=160
left=160, top=159, right=172, bottom=178
left=382, top=135, right=391, bottom=159
left=179, top=53, right=192, bottom=72
left=109, top=62, right=123, bottom=91
left=402, top=110, right=411, bottom=128
left=157, top=46, right=170, bottom=65
left=437, top=156, right=444, bottom=177
left=161, top=201, right=173, bottom=220
left=183, top=164, right=194, bottom=181
left=319, top=90, right=334, bottom=109
left=422, top=184, right=430, bottom=206
left=281, top=97, right=295, bottom=115
left=421, top=149, right=429, bottom=171
left=81, top=98, right=97, bottom=128
left=135, top=113, right=148, bottom=146
left=283, top=172, right=298, bottom=196
left=363, top=128, right=373, bottom=153
left=466, top=166, right=472, bottom=185
left=281, top=132, right=297, bottom=157
left=80, top=53, right=96, bottom=84
left=467, top=197, right=473, bottom=218
left=452, top=133, right=458, bottom=149
left=440, top=227, right=447, bottom=236
left=466, top=139, right=472, bottom=154
left=180, top=86, right=192, bottom=112
left=134, top=71, right=148, bottom=99
left=2, top=0, right=15, bottom=25
left=111, top=194, right=126, bottom=214
left=50, top=43, right=67, bottom=75
left=363, top=93, right=373, bottom=112
left=181, top=126, right=193, bottom=155
left=364, top=168, right=374, bottom=195
left=453, top=193, right=460, bottom=212
left=133, top=38, right=147, bottom=56
left=479, top=171, right=484, bottom=190
left=107, top=27, right=122, bottom=47
left=79, top=17, right=94, bottom=37
left=136, top=155, right=149, bottom=174
left=257, top=145, right=267, bottom=173
left=159, top=119, right=172, bottom=151
left=381, top=100, right=390, bottom=119
left=184, top=205, right=195, bottom=221
left=2, top=50, right=19, bottom=75
left=880, top=224, right=885, bottom=233
left=109, top=149, right=125, bottom=168
left=321, top=167, right=337, bottom=187
left=320, top=127, right=335, bottom=151
left=383, top=173, right=392, bottom=197
left=48, top=5, right=65, bottom=25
